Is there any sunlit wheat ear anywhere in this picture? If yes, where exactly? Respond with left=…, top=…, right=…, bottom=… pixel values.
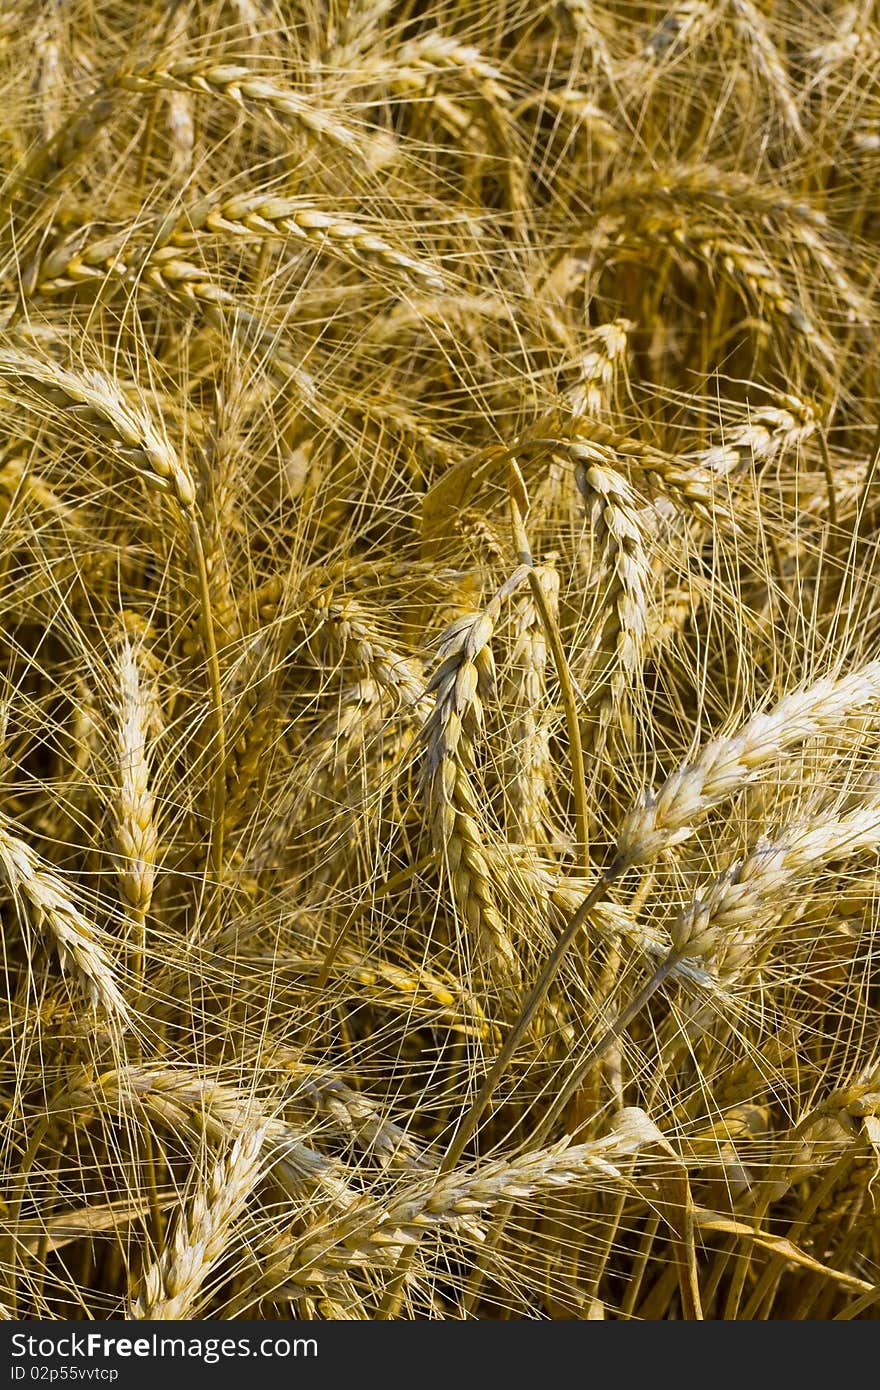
left=694, top=393, right=817, bottom=475
left=504, top=563, right=560, bottom=845
left=118, top=58, right=397, bottom=170
left=0, top=350, right=195, bottom=507
left=421, top=569, right=530, bottom=995
left=728, top=0, right=804, bottom=139
left=113, top=624, right=160, bottom=973
left=32, top=193, right=446, bottom=301
left=672, top=800, right=880, bottom=970
left=68, top=1066, right=358, bottom=1212
left=571, top=443, right=651, bottom=745
left=278, top=1108, right=669, bottom=1296
left=0, top=817, right=128, bottom=1020
left=346, top=29, right=513, bottom=121
left=616, top=662, right=880, bottom=869
left=131, top=1126, right=267, bottom=1320
left=566, top=318, right=632, bottom=420
left=565, top=424, right=725, bottom=523
left=162, top=3, right=194, bottom=181
left=180, top=194, right=446, bottom=292
left=304, top=585, right=426, bottom=710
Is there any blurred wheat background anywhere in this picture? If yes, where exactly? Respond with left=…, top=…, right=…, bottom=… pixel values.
left=0, top=0, right=879, bottom=1321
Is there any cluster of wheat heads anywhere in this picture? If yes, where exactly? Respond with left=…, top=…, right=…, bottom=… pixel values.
left=0, top=0, right=879, bottom=1323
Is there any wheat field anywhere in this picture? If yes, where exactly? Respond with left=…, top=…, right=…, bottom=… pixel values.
left=0, top=0, right=879, bottom=1322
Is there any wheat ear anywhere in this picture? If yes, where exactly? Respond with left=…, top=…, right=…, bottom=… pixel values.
left=0, top=350, right=195, bottom=506
left=672, top=800, right=880, bottom=969
left=616, top=662, right=880, bottom=868
left=729, top=0, right=804, bottom=138
left=114, top=628, right=160, bottom=981
left=71, top=1066, right=357, bottom=1212
left=695, top=394, right=817, bottom=475
left=421, top=568, right=530, bottom=992
left=572, top=442, right=651, bottom=742
left=567, top=319, right=632, bottom=420
left=504, top=563, right=560, bottom=844
left=0, top=817, right=127, bottom=1019
left=118, top=59, right=395, bottom=169
left=34, top=193, right=444, bottom=297
left=287, top=1108, right=664, bottom=1293
left=131, top=1126, right=267, bottom=1319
